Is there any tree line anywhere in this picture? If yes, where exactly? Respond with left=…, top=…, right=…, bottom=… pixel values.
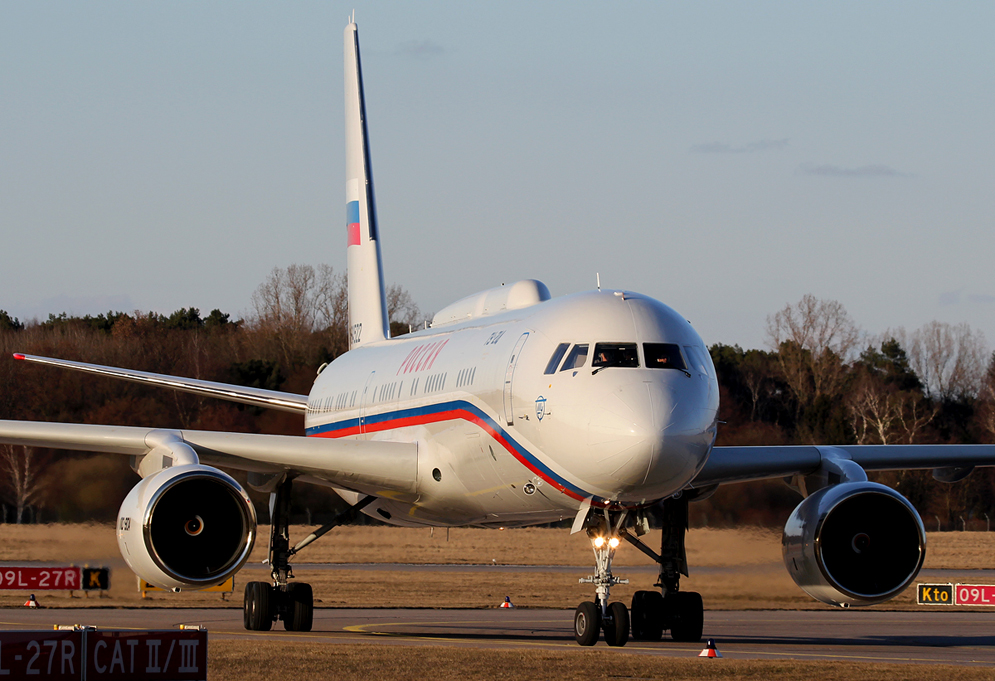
left=1, top=282, right=993, bottom=529
left=697, top=294, right=995, bottom=527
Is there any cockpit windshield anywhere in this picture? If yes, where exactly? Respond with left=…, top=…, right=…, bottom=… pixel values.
left=560, top=344, right=589, bottom=371
left=643, top=343, right=687, bottom=371
left=544, top=343, right=570, bottom=374
left=592, top=343, right=639, bottom=369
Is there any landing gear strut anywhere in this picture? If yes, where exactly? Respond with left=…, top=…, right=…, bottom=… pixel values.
left=627, top=495, right=703, bottom=642
left=242, top=477, right=372, bottom=632
left=244, top=477, right=310, bottom=631
left=574, top=510, right=631, bottom=646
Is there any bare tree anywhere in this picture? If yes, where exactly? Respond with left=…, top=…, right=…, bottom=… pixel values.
left=0, top=445, right=50, bottom=524
left=251, top=264, right=328, bottom=366
left=894, top=391, right=938, bottom=444
left=250, top=264, right=420, bottom=363
left=846, top=375, right=900, bottom=444
left=766, top=294, right=861, bottom=410
left=978, top=352, right=995, bottom=442
left=314, top=264, right=349, bottom=333
left=739, top=350, right=776, bottom=422
left=386, top=283, right=422, bottom=330
left=894, top=322, right=988, bottom=401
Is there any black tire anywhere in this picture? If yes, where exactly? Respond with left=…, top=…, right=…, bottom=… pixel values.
left=243, top=581, right=273, bottom=631
left=603, top=602, right=630, bottom=647
left=284, top=583, right=314, bottom=632
left=669, top=591, right=703, bottom=642
left=630, top=590, right=664, bottom=641
left=574, top=601, right=600, bottom=646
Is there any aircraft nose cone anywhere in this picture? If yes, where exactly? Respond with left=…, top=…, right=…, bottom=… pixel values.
left=586, top=379, right=712, bottom=500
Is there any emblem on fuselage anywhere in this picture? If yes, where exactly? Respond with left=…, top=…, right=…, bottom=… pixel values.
left=535, top=396, right=546, bottom=421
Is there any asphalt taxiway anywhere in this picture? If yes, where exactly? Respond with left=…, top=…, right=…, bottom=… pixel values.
left=2, top=608, right=994, bottom=665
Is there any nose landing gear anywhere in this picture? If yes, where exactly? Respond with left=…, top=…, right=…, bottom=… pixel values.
left=575, top=512, right=631, bottom=646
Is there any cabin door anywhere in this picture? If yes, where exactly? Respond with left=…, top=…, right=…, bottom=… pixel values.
left=502, top=333, right=530, bottom=426
left=359, top=371, right=376, bottom=436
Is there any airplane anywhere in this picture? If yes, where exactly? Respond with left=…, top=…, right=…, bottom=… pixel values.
left=2, top=19, right=995, bottom=647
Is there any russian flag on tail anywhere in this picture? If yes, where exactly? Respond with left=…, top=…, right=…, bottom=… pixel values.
left=347, top=200, right=361, bottom=246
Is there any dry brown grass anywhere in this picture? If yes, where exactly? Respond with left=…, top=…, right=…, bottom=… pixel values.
left=1, top=524, right=993, bottom=610
left=208, top=641, right=995, bottom=681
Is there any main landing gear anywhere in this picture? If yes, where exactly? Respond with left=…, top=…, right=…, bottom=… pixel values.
left=574, top=496, right=704, bottom=646
left=243, top=477, right=373, bottom=632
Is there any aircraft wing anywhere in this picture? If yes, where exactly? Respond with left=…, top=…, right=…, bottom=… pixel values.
left=0, top=420, right=417, bottom=496
left=692, top=444, right=995, bottom=487
left=12, top=353, right=308, bottom=413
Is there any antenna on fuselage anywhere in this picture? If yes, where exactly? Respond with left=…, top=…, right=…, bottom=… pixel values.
left=596, top=273, right=601, bottom=291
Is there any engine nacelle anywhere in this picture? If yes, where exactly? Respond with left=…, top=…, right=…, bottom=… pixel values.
left=782, top=481, right=925, bottom=607
left=117, top=464, right=257, bottom=591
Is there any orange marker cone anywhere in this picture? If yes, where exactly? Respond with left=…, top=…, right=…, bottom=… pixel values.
left=698, top=639, right=722, bottom=658
left=24, top=594, right=40, bottom=608
left=499, top=596, right=515, bottom=608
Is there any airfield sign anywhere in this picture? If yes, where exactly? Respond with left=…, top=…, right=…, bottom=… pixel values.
left=917, top=583, right=995, bottom=606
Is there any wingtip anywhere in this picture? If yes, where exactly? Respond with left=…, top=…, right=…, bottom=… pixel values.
left=13, top=353, right=25, bottom=361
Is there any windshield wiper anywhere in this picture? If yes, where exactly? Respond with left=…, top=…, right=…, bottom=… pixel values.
left=592, top=359, right=624, bottom=375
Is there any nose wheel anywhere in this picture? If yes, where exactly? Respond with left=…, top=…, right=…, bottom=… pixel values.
left=575, top=513, right=631, bottom=646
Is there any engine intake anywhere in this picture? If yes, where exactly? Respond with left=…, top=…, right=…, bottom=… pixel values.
left=782, top=481, right=925, bottom=607
left=117, top=464, right=257, bottom=591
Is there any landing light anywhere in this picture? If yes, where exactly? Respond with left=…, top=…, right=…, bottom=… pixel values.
left=593, top=536, right=605, bottom=548
left=609, top=537, right=620, bottom=549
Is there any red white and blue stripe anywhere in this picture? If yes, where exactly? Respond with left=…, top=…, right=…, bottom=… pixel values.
left=306, top=399, right=600, bottom=503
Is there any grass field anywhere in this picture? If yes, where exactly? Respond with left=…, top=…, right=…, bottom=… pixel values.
left=0, top=523, right=993, bottom=610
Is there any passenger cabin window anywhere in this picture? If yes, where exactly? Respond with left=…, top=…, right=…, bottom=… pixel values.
left=560, top=344, right=589, bottom=371
left=644, top=343, right=687, bottom=371
left=592, top=343, right=639, bottom=368
left=544, top=343, right=571, bottom=374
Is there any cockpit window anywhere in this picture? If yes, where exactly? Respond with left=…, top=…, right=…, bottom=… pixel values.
left=544, top=343, right=570, bottom=374
left=592, top=343, right=639, bottom=368
left=683, top=345, right=712, bottom=377
left=643, top=343, right=687, bottom=371
left=560, top=344, right=589, bottom=371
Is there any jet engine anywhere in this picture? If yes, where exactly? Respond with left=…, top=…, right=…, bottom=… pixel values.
left=117, top=464, right=257, bottom=591
left=782, top=481, right=925, bottom=607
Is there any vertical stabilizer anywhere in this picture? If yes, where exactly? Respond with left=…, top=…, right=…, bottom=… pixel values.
left=344, top=22, right=389, bottom=349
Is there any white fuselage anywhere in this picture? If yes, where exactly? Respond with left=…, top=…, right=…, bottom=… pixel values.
left=304, top=289, right=719, bottom=528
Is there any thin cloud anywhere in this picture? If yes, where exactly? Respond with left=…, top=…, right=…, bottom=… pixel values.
left=690, top=139, right=789, bottom=154
left=798, top=163, right=911, bottom=178
left=395, top=40, right=445, bottom=60
left=937, top=289, right=995, bottom=307
left=939, top=288, right=964, bottom=306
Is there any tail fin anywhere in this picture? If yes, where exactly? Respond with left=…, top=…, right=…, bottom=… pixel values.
left=344, top=21, right=390, bottom=349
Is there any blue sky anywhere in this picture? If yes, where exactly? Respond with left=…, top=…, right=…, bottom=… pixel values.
left=2, top=2, right=993, bottom=351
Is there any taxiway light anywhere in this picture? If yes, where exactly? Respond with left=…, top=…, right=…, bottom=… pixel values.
left=608, top=537, right=620, bottom=549
left=593, top=536, right=605, bottom=548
